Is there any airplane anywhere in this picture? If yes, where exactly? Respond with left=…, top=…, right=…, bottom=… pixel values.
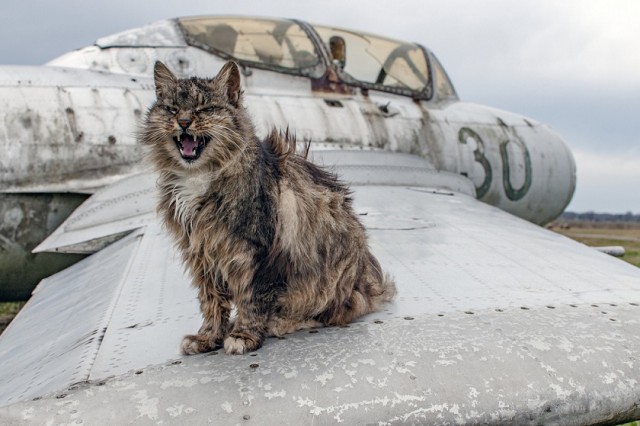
left=1, top=15, right=638, bottom=424
left=0, top=15, right=576, bottom=301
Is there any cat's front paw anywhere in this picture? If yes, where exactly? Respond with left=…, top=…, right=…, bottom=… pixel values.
left=181, top=334, right=220, bottom=355
left=224, top=333, right=262, bottom=355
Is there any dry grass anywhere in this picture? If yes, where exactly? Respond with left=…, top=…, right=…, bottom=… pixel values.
left=0, top=302, right=26, bottom=335
left=549, top=225, right=640, bottom=268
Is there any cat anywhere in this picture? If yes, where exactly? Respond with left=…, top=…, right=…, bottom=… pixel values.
left=141, top=60, right=396, bottom=355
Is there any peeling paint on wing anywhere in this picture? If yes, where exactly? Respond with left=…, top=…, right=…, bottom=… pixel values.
left=131, top=390, right=159, bottom=421
left=166, top=403, right=195, bottom=418
left=528, top=337, right=552, bottom=351
left=3, top=303, right=640, bottom=424
left=221, top=401, right=233, bottom=413
left=602, top=372, right=617, bottom=385
left=21, top=407, right=34, bottom=421
left=314, top=371, right=334, bottom=386
left=159, top=378, right=199, bottom=389
left=298, top=393, right=430, bottom=423
left=549, top=384, right=572, bottom=399
left=264, top=390, right=286, bottom=400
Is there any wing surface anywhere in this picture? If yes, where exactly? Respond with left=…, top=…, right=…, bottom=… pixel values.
left=1, top=152, right=639, bottom=424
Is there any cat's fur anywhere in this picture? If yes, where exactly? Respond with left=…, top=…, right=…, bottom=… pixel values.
left=141, top=60, right=396, bottom=355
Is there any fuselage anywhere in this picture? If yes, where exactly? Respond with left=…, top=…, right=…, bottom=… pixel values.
left=0, top=16, right=576, bottom=299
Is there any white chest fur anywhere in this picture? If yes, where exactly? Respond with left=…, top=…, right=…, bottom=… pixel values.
left=167, top=171, right=213, bottom=228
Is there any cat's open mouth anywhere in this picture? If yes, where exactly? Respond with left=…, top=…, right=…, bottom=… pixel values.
left=174, top=133, right=209, bottom=161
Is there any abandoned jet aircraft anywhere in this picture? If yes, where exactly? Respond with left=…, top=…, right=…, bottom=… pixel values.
left=0, top=15, right=576, bottom=300
left=2, top=15, right=638, bottom=425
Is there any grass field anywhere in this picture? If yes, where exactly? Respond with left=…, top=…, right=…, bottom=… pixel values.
left=0, top=302, right=25, bottom=335
left=549, top=224, right=640, bottom=268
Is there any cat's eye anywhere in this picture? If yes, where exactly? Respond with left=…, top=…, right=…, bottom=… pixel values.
left=164, top=105, right=178, bottom=115
left=198, top=106, right=218, bottom=114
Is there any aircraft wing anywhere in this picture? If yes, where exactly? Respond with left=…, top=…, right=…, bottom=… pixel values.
left=1, top=151, right=639, bottom=425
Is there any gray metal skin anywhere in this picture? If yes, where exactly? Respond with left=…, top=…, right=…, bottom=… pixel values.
left=0, top=16, right=575, bottom=300
left=0, top=152, right=638, bottom=425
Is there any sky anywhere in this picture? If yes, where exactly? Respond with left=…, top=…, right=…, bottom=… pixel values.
left=1, top=0, right=639, bottom=213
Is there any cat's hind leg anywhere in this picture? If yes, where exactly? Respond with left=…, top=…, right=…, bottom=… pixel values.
left=223, top=311, right=267, bottom=355
left=267, top=315, right=323, bottom=337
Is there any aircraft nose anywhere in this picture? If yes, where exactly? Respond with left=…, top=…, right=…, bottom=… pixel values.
left=177, top=117, right=192, bottom=130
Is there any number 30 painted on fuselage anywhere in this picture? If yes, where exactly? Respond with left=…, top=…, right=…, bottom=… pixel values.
left=458, top=127, right=532, bottom=201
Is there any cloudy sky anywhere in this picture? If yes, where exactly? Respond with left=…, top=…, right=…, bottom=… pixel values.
left=2, top=0, right=639, bottom=213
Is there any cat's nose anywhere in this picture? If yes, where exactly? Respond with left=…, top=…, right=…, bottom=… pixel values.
left=177, top=117, right=192, bottom=130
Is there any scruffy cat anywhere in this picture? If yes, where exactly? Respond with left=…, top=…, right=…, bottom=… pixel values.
left=142, top=60, right=395, bottom=355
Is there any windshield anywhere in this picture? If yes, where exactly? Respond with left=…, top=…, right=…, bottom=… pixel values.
left=178, top=16, right=324, bottom=77
left=312, top=24, right=431, bottom=96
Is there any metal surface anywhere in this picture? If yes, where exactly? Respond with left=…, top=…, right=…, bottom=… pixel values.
left=0, top=230, right=142, bottom=407
left=0, top=65, right=152, bottom=193
left=0, top=156, right=639, bottom=422
left=2, top=305, right=639, bottom=425
left=35, top=151, right=474, bottom=254
left=33, top=172, right=157, bottom=254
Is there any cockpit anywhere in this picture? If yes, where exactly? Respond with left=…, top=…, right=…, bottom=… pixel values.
left=176, top=16, right=456, bottom=100
left=179, top=17, right=325, bottom=77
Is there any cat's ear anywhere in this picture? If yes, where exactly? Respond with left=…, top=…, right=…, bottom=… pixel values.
left=154, top=61, right=177, bottom=99
left=215, top=61, right=242, bottom=107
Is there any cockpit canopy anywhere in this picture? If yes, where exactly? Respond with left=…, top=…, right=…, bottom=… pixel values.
left=92, top=16, right=457, bottom=100
left=179, top=17, right=325, bottom=78
left=312, top=25, right=429, bottom=93
left=176, top=16, right=457, bottom=100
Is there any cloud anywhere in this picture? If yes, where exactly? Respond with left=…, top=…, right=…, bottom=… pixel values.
left=568, top=149, right=640, bottom=213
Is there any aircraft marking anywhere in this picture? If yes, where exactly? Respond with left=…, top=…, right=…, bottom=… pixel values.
left=500, top=137, right=532, bottom=201
left=458, top=127, right=532, bottom=201
left=458, top=127, right=492, bottom=198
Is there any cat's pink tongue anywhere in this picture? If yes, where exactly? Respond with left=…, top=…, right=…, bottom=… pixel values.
left=180, top=135, right=198, bottom=157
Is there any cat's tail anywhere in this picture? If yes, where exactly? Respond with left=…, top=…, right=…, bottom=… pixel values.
left=370, top=272, right=396, bottom=310
left=379, top=272, right=397, bottom=303
left=264, top=127, right=310, bottom=163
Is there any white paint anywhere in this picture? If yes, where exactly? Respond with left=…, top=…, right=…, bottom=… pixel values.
left=602, top=373, right=617, bottom=385
left=314, top=371, right=334, bottom=386
left=549, top=384, right=572, bottom=399
left=160, top=377, right=199, bottom=389
left=21, top=407, right=34, bottom=420
left=166, top=403, right=195, bottom=417
left=528, top=337, right=552, bottom=352
left=131, top=390, right=159, bottom=421
left=264, top=390, right=286, bottom=400
left=221, top=401, right=233, bottom=413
